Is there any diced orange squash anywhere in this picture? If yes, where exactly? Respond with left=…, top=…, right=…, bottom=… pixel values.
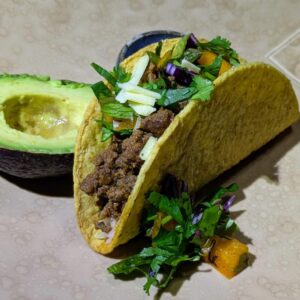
left=197, top=51, right=231, bottom=76
left=207, top=237, right=249, bottom=279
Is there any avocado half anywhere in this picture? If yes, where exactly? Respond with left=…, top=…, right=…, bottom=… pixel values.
left=0, top=74, right=94, bottom=178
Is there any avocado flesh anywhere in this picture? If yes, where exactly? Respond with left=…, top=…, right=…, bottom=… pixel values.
left=0, top=74, right=94, bottom=154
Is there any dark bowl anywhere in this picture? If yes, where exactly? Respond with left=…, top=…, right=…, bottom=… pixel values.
left=116, top=30, right=183, bottom=65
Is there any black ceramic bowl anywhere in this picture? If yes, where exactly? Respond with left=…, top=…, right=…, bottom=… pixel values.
left=116, top=30, right=183, bottom=65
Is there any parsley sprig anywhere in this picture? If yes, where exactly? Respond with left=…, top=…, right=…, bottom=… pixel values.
left=108, top=183, right=239, bottom=295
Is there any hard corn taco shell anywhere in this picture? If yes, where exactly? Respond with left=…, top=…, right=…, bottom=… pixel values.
left=74, top=38, right=300, bottom=254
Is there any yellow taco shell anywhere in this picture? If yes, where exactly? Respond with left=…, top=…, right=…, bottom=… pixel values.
left=74, top=38, right=299, bottom=254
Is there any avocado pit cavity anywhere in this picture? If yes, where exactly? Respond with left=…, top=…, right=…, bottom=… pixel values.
left=3, top=94, right=76, bottom=139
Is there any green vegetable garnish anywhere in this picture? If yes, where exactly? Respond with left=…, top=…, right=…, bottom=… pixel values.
left=108, top=183, right=239, bottom=295
left=190, top=76, right=215, bottom=101
left=171, top=34, right=190, bottom=60
left=198, top=36, right=240, bottom=66
left=102, top=102, right=136, bottom=120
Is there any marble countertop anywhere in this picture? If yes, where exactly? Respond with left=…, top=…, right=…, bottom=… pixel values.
left=0, top=1, right=300, bottom=299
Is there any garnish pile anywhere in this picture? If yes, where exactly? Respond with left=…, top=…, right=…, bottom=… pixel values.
left=108, top=178, right=249, bottom=295
left=90, top=33, right=240, bottom=141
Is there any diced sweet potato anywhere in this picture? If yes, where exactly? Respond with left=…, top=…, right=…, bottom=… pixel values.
left=207, top=237, right=249, bottom=278
left=197, top=51, right=231, bottom=76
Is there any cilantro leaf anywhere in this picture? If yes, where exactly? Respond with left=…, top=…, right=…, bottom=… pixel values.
left=211, top=183, right=239, bottom=203
left=148, top=192, right=184, bottom=224
left=191, top=76, right=214, bottom=101
left=111, top=66, right=131, bottom=83
left=184, top=48, right=201, bottom=63
left=91, top=81, right=112, bottom=99
left=199, top=36, right=240, bottom=66
left=101, top=126, right=114, bottom=142
left=107, top=255, right=152, bottom=275
left=107, top=181, right=243, bottom=295
left=91, top=63, right=116, bottom=87
left=101, top=102, right=135, bottom=119
left=143, top=276, right=158, bottom=295
left=198, top=206, right=222, bottom=237
left=158, top=87, right=195, bottom=107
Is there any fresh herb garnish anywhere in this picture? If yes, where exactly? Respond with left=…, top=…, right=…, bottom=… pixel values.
left=158, top=88, right=195, bottom=107
left=201, top=55, right=223, bottom=77
left=199, top=36, right=240, bottom=66
left=91, top=81, right=112, bottom=99
left=102, top=102, right=136, bottom=119
left=191, top=76, right=214, bottom=101
left=91, top=63, right=117, bottom=87
left=108, top=184, right=240, bottom=294
left=184, top=48, right=201, bottom=63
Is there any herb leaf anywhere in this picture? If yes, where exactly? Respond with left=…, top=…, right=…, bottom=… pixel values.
left=184, top=48, right=201, bottom=63
left=201, top=55, right=223, bottom=76
left=111, top=66, right=131, bottom=84
left=199, top=36, right=240, bottom=66
left=91, top=63, right=116, bottom=87
left=158, top=87, right=195, bottom=107
left=148, top=192, right=184, bottom=224
left=108, top=182, right=242, bottom=294
left=91, top=81, right=112, bottom=99
left=198, top=206, right=221, bottom=237
left=191, top=76, right=214, bottom=101
left=102, top=102, right=135, bottom=119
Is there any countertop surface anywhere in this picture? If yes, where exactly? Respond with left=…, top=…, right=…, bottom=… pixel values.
left=0, top=1, right=300, bottom=299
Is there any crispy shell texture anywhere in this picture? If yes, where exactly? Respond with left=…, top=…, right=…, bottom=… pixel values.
left=74, top=38, right=300, bottom=254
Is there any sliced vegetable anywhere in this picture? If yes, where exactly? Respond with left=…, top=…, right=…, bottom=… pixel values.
left=186, top=33, right=199, bottom=49
left=198, top=51, right=231, bottom=75
left=128, top=102, right=156, bottom=116
left=208, top=237, right=249, bottom=279
left=184, top=48, right=201, bottom=63
left=140, top=136, right=158, bottom=161
left=122, top=91, right=156, bottom=106
left=171, top=34, right=190, bottom=60
left=118, top=82, right=161, bottom=99
left=165, top=63, right=193, bottom=86
left=130, top=54, right=150, bottom=84
left=181, top=58, right=201, bottom=74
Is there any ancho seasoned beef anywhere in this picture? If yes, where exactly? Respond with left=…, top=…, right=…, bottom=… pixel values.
left=140, top=108, right=174, bottom=137
left=80, top=108, right=175, bottom=230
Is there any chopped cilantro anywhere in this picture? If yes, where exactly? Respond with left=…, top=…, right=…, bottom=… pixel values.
left=199, top=36, right=240, bottom=66
left=108, top=182, right=241, bottom=294
left=101, top=102, right=135, bottom=119
left=191, top=76, right=214, bottom=101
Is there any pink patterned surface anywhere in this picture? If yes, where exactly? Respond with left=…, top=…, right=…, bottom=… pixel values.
left=0, top=1, right=300, bottom=299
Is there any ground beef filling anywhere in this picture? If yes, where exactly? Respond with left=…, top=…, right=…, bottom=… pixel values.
left=80, top=108, right=174, bottom=233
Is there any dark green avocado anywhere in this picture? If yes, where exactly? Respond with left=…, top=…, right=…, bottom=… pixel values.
left=0, top=74, right=94, bottom=178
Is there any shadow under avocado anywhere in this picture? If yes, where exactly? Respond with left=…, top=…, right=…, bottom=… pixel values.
left=0, top=172, right=74, bottom=197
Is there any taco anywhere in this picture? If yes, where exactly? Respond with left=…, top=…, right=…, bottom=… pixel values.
left=74, top=33, right=299, bottom=254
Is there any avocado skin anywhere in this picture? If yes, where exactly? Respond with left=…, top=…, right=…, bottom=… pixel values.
left=0, top=148, right=73, bottom=178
